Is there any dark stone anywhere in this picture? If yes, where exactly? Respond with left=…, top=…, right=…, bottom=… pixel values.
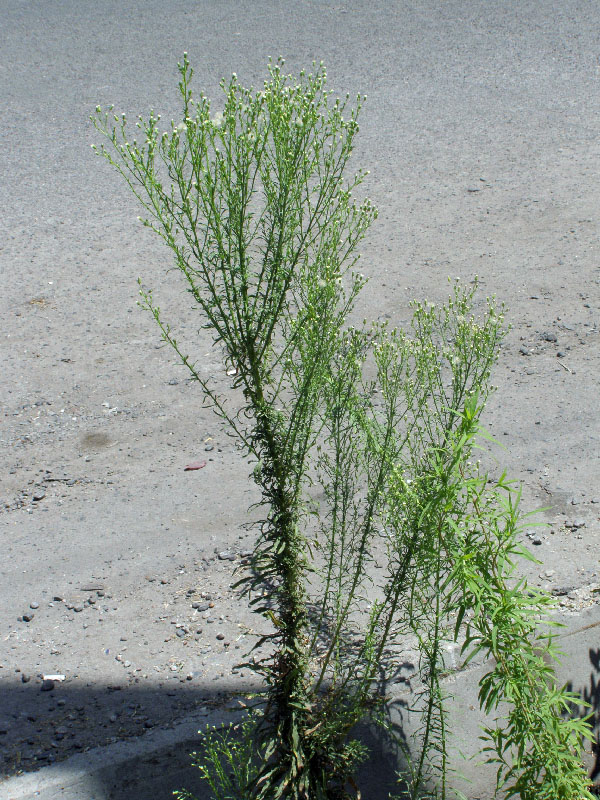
left=552, top=586, right=573, bottom=597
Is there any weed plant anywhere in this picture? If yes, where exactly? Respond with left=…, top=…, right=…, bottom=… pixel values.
left=92, top=57, right=592, bottom=800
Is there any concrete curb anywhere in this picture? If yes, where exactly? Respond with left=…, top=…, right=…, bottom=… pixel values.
left=2, top=703, right=245, bottom=800
left=3, top=607, right=599, bottom=800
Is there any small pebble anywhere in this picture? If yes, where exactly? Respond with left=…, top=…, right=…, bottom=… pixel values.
left=22, top=613, right=35, bottom=622
left=216, top=633, right=225, bottom=640
left=30, top=602, right=39, bottom=609
left=176, top=628, right=186, bottom=638
left=21, top=673, right=31, bottom=683
left=73, top=605, right=84, bottom=613
left=41, top=680, right=55, bottom=692
left=532, top=537, right=542, bottom=545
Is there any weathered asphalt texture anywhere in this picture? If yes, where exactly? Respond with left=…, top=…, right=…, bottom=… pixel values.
left=1, top=1, right=600, bottom=797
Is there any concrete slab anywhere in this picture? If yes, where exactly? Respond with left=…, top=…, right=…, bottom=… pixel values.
left=392, top=605, right=600, bottom=799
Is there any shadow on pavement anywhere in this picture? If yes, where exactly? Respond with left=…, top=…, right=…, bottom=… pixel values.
left=582, top=648, right=600, bottom=787
left=5, top=640, right=598, bottom=799
left=0, top=678, right=405, bottom=800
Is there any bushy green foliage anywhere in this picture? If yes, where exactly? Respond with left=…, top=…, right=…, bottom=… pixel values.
left=92, top=58, right=592, bottom=800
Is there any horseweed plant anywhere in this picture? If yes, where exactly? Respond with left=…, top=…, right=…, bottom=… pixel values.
left=91, top=57, right=592, bottom=799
